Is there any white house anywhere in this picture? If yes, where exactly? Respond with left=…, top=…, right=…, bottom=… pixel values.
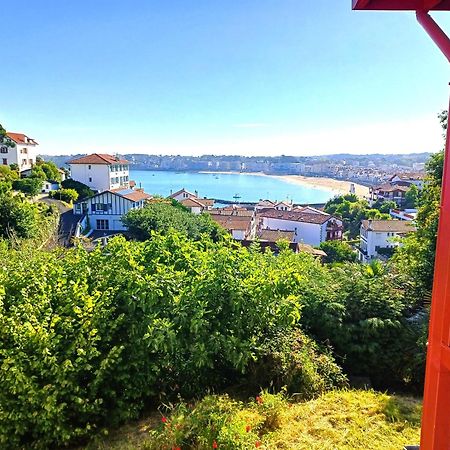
left=68, top=153, right=130, bottom=192
left=358, top=219, right=415, bottom=263
left=389, top=173, right=424, bottom=189
left=170, top=188, right=198, bottom=202
left=42, top=180, right=60, bottom=193
left=180, top=197, right=215, bottom=214
left=2, top=132, right=38, bottom=172
left=257, top=208, right=343, bottom=246
left=74, top=187, right=151, bottom=232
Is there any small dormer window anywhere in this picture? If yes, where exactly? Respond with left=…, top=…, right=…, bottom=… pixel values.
left=88, top=165, right=91, bottom=170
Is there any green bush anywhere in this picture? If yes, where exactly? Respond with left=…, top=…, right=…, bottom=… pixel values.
left=0, top=194, right=40, bottom=239
left=0, top=233, right=309, bottom=448
left=61, top=179, right=94, bottom=200
left=49, top=188, right=79, bottom=203
left=12, top=177, right=42, bottom=196
left=122, top=201, right=224, bottom=241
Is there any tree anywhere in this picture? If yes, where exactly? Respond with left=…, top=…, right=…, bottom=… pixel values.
left=61, top=178, right=94, bottom=199
left=0, top=194, right=39, bottom=239
left=0, top=123, right=15, bottom=148
left=122, top=201, right=224, bottom=241
left=319, top=240, right=357, bottom=264
left=49, top=188, right=78, bottom=203
left=12, top=177, right=42, bottom=196
left=403, top=185, right=419, bottom=209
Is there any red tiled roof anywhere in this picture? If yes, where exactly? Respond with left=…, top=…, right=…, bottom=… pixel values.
left=210, top=215, right=252, bottom=231
left=6, top=132, right=38, bottom=145
left=181, top=197, right=206, bottom=208
left=169, top=188, right=196, bottom=198
left=109, top=188, right=151, bottom=202
left=257, top=208, right=332, bottom=225
left=68, top=153, right=129, bottom=165
left=257, top=229, right=295, bottom=242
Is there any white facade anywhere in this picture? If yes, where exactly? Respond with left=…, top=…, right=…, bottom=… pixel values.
left=358, top=220, right=415, bottom=263
left=74, top=189, right=150, bottom=231
left=259, top=216, right=326, bottom=246
left=1, top=133, right=38, bottom=172
left=170, top=188, right=197, bottom=202
left=42, top=181, right=60, bottom=193
left=69, top=163, right=129, bottom=192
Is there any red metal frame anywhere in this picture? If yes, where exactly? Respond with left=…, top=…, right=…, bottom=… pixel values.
left=352, top=2, right=450, bottom=449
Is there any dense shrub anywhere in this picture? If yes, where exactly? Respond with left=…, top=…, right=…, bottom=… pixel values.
left=319, top=240, right=357, bottom=264
left=61, top=178, right=94, bottom=199
left=49, top=188, right=79, bottom=203
left=0, top=194, right=40, bottom=239
left=0, top=233, right=345, bottom=448
left=122, top=201, right=224, bottom=241
left=12, top=177, right=42, bottom=196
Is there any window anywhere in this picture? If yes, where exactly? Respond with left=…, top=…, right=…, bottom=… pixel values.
left=22, top=159, right=27, bottom=165
left=96, top=219, right=109, bottom=230
left=88, top=165, right=91, bottom=170
left=2, top=158, right=7, bottom=165
left=0, top=146, right=7, bottom=154
left=89, top=177, right=92, bottom=182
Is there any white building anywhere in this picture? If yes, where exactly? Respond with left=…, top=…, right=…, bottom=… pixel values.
left=74, top=187, right=152, bottom=232
left=68, top=154, right=130, bottom=192
left=257, top=208, right=343, bottom=246
left=170, top=188, right=198, bottom=202
left=358, top=219, right=415, bottom=263
left=180, top=197, right=214, bottom=214
left=2, top=132, right=38, bottom=172
left=389, top=209, right=418, bottom=221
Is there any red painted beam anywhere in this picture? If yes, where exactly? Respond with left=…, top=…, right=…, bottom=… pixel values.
left=417, top=11, right=450, bottom=62
left=352, top=0, right=450, bottom=10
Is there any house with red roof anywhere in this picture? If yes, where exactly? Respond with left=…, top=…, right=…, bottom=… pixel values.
left=2, top=132, right=38, bottom=172
left=68, top=153, right=131, bottom=192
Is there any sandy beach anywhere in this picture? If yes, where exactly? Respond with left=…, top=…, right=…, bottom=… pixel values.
left=200, top=171, right=370, bottom=198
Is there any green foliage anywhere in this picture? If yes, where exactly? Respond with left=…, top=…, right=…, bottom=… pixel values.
left=319, top=240, right=356, bottom=264
left=0, top=165, right=19, bottom=182
left=299, top=262, right=420, bottom=387
left=12, top=177, right=42, bottom=196
left=324, top=195, right=390, bottom=239
left=35, top=160, right=61, bottom=182
left=49, top=188, right=78, bottom=203
left=62, top=178, right=95, bottom=200
left=0, top=233, right=322, bottom=448
left=0, top=194, right=40, bottom=239
left=122, top=201, right=224, bottom=241
left=0, top=123, right=15, bottom=148
left=403, top=184, right=419, bottom=209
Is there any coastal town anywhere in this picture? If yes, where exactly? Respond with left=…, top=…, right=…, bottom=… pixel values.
left=1, top=127, right=421, bottom=264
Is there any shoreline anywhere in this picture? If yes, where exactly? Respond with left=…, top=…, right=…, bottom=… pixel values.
left=199, top=171, right=370, bottom=198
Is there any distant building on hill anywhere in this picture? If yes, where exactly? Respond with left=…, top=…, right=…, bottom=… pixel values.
left=2, top=132, right=38, bottom=172
left=358, top=219, right=415, bottom=263
left=68, top=153, right=130, bottom=192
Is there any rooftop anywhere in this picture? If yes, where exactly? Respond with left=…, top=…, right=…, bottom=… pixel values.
left=6, top=132, right=38, bottom=145
left=109, top=188, right=152, bottom=202
left=361, top=219, right=416, bottom=233
left=258, top=208, right=332, bottom=225
left=68, top=153, right=129, bottom=165
left=257, top=229, right=295, bottom=242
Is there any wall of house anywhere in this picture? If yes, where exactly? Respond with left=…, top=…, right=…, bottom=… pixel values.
left=260, top=217, right=322, bottom=246
left=69, top=164, right=112, bottom=192
left=360, top=229, right=402, bottom=261
left=77, top=191, right=139, bottom=231
left=232, top=229, right=246, bottom=240
left=0, top=142, right=36, bottom=171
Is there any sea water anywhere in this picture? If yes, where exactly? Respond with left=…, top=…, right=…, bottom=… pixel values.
left=131, top=170, right=338, bottom=204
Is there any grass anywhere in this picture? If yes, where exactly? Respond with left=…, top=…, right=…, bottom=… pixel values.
left=83, top=390, right=421, bottom=450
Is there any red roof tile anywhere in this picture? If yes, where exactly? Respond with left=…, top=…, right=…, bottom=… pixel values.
left=68, top=153, right=129, bottom=165
left=6, top=132, right=38, bottom=145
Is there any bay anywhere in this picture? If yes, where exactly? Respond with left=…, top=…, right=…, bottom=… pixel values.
left=130, top=170, right=336, bottom=204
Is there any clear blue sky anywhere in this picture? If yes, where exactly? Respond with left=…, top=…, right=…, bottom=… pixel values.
left=1, top=0, right=449, bottom=155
